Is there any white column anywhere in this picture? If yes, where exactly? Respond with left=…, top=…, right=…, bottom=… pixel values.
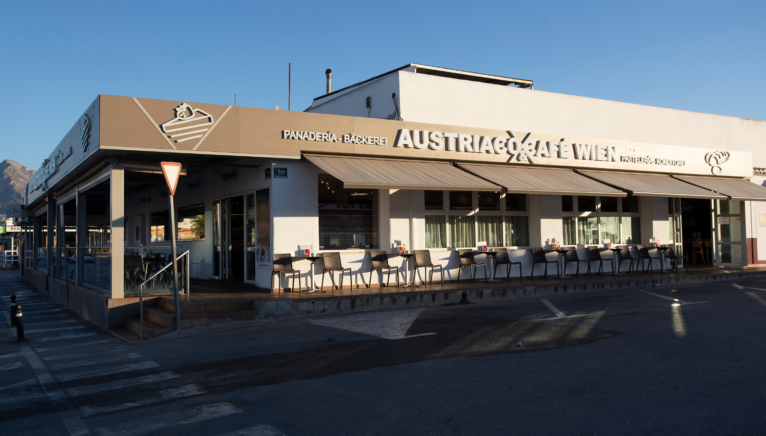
left=110, top=164, right=125, bottom=299
left=76, top=188, right=86, bottom=286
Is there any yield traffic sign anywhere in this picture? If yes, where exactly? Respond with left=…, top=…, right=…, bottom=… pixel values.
left=160, top=161, right=183, bottom=195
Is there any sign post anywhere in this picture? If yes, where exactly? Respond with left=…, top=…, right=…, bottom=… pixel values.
left=161, top=162, right=183, bottom=332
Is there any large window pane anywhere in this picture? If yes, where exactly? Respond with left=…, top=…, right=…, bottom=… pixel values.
left=600, top=216, right=620, bottom=244
left=506, top=194, right=527, bottom=212
left=506, top=216, right=530, bottom=247
left=449, top=191, right=472, bottom=211
left=563, top=217, right=577, bottom=245
left=478, top=191, right=500, bottom=211
left=578, top=216, right=599, bottom=245
left=719, top=200, right=742, bottom=215
left=718, top=244, right=742, bottom=263
left=578, top=196, right=596, bottom=213
left=621, top=217, right=640, bottom=244
left=246, top=194, right=255, bottom=281
left=622, top=195, right=639, bottom=213
left=318, top=175, right=379, bottom=250
left=150, top=210, right=170, bottom=242
left=424, top=191, right=444, bottom=210
left=177, top=203, right=205, bottom=241
left=477, top=216, right=502, bottom=246
left=425, top=215, right=446, bottom=248
left=562, top=195, right=574, bottom=212
left=449, top=216, right=475, bottom=248
left=718, top=216, right=742, bottom=243
left=600, top=197, right=618, bottom=213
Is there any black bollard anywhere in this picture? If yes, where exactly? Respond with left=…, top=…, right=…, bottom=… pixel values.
left=9, top=295, right=17, bottom=327
left=15, top=305, right=24, bottom=343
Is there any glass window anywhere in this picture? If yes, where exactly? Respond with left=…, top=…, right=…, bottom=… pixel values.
left=150, top=210, right=170, bottom=242
left=600, top=216, right=620, bottom=244
left=318, top=175, right=379, bottom=250
left=506, top=194, right=527, bottom=212
left=506, top=216, right=529, bottom=246
left=621, top=217, right=640, bottom=244
left=425, top=215, right=446, bottom=248
left=562, top=196, right=574, bottom=212
left=718, top=244, right=742, bottom=263
left=424, top=191, right=444, bottom=210
left=563, top=217, right=577, bottom=245
left=449, top=191, right=472, bottom=211
left=176, top=203, right=205, bottom=241
left=578, top=196, right=596, bottom=213
left=600, top=197, right=618, bottom=213
left=718, top=216, right=742, bottom=243
left=477, top=216, right=502, bottom=246
left=478, top=191, right=500, bottom=211
left=622, top=195, right=639, bottom=213
left=719, top=200, right=742, bottom=215
left=578, top=217, right=599, bottom=245
left=246, top=194, right=255, bottom=281
left=449, top=216, right=475, bottom=247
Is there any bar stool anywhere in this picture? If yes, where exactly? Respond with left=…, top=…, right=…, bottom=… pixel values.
left=272, top=253, right=301, bottom=294
left=458, top=249, right=486, bottom=283
left=588, top=248, right=606, bottom=276
left=414, top=250, right=444, bottom=286
left=531, top=247, right=559, bottom=279
left=566, top=248, right=590, bottom=278
left=618, top=246, right=637, bottom=274
left=665, top=247, right=689, bottom=273
left=320, top=252, right=352, bottom=292
left=368, top=251, right=400, bottom=288
left=494, top=248, right=523, bottom=282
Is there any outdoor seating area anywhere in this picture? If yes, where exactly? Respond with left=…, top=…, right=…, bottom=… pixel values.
left=268, top=245, right=689, bottom=293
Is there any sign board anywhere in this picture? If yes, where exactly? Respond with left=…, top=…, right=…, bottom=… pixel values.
left=273, top=168, right=287, bottom=178
left=160, top=162, right=183, bottom=196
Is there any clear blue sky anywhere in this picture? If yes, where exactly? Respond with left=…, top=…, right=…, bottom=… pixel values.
left=2, top=0, right=764, bottom=171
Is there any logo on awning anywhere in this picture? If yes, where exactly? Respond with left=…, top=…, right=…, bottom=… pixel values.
left=160, top=103, right=214, bottom=143
left=704, top=151, right=730, bottom=175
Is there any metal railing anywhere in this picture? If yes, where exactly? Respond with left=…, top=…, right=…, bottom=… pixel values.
left=137, top=250, right=190, bottom=341
left=1, top=250, right=19, bottom=265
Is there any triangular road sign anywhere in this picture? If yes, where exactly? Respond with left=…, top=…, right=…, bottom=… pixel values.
left=160, top=161, right=183, bottom=196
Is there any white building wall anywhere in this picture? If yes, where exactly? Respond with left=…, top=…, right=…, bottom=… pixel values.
left=306, top=72, right=401, bottom=120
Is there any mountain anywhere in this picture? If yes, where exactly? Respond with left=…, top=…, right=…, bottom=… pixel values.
left=0, top=160, right=35, bottom=213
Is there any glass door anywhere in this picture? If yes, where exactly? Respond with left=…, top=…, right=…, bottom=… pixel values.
left=668, top=198, right=683, bottom=266
left=221, top=199, right=230, bottom=279
left=246, top=194, right=256, bottom=282
left=212, top=200, right=220, bottom=279
left=716, top=200, right=745, bottom=265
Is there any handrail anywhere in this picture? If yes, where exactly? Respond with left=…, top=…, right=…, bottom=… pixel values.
left=138, top=250, right=189, bottom=341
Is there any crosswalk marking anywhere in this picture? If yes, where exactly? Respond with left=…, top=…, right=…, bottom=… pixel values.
left=20, top=308, right=64, bottom=314
left=44, top=348, right=126, bottom=362
left=23, top=313, right=70, bottom=320
left=79, top=384, right=207, bottom=417
left=52, top=352, right=142, bottom=370
left=36, top=332, right=98, bottom=342
left=0, top=361, right=24, bottom=371
left=57, top=361, right=160, bottom=382
left=25, top=325, right=87, bottom=334
left=1, top=377, right=37, bottom=390
left=0, top=352, right=22, bottom=359
left=67, top=371, right=180, bottom=397
left=215, top=426, right=286, bottom=436
left=26, top=318, right=77, bottom=326
left=0, top=391, right=46, bottom=405
left=93, top=402, right=242, bottom=436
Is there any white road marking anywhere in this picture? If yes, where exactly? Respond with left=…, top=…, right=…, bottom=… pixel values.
left=25, top=325, right=87, bottom=334
left=729, top=284, right=766, bottom=292
left=538, top=314, right=594, bottom=321
left=0, top=352, right=21, bottom=359
left=309, top=308, right=435, bottom=339
left=0, top=361, right=24, bottom=371
left=79, top=384, right=207, bottom=417
left=639, top=290, right=709, bottom=305
left=541, top=299, right=565, bottom=318
left=44, top=348, right=126, bottom=362
left=67, top=371, right=180, bottom=397
left=23, top=313, right=69, bottom=320
left=215, top=425, right=286, bottom=436
left=0, top=391, right=46, bottom=405
left=52, top=352, right=142, bottom=370
left=26, top=318, right=77, bottom=326
left=57, top=361, right=160, bottom=382
left=1, top=377, right=37, bottom=390
left=34, top=339, right=111, bottom=353
left=36, top=332, right=98, bottom=342
left=93, top=402, right=242, bottom=436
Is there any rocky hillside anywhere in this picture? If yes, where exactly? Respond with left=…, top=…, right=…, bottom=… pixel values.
left=0, top=160, right=35, bottom=213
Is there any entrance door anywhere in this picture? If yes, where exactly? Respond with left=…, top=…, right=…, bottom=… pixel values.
left=211, top=197, right=245, bottom=280
left=715, top=200, right=745, bottom=265
left=669, top=198, right=683, bottom=266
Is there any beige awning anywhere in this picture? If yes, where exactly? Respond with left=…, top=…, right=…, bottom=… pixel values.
left=458, top=164, right=626, bottom=196
left=579, top=170, right=726, bottom=199
left=674, top=176, right=766, bottom=201
left=305, top=155, right=501, bottom=191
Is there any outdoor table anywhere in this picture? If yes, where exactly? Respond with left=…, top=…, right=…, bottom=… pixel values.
left=609, top=247, right=627, bottom=276
left=472, top=251, right=503, bottom=283
left=656, top=246, right=670, bottom=273
left=294, top=255, right=324, bottom=292
left=553, top=249, right=575, bottom=279
left=396, top=253, right=419, bottom=287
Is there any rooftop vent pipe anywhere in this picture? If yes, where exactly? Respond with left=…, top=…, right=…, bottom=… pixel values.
left=325, top=69, right=332, bottom=94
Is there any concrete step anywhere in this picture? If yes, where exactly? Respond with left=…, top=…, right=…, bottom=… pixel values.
left=159, top=297, right=254, bottom=314
left=110, top=328, right=140, bottom=343
left=125, top=318, right=172, bottom=340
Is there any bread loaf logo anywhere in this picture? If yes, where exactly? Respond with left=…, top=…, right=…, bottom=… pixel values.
left=704, top=151, right=730, bottom=175
left=160, top=103, right=214, bottom=143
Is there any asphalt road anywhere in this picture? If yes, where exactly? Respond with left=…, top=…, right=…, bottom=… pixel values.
left=2, top=270, right=766, bottom=435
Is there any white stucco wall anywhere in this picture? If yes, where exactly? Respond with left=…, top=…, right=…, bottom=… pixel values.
left=306, top=72, right=401, bottom=120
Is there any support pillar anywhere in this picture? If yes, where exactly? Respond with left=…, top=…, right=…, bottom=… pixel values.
left=56, top=203, right=65, bottom=279
left=76, top=188, right=86, bottom=286
left=33, top=215, right=41, bottom=271
left=47, top=193, right=55, bottom=277
left=110, top=164, right=125, bottom=298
